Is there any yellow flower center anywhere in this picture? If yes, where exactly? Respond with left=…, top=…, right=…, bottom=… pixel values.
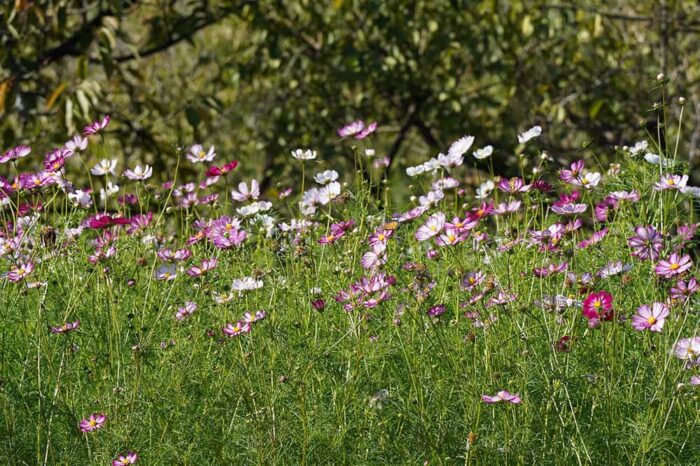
left=646, top=316, right=657, bottom=325
left=593, top=300, right=601, bottom=308
left=378, top=234, right=386, bottom=241
left=670, top=263, right=680, bottom=270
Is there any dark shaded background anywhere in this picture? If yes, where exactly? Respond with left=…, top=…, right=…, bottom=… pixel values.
left=2, top=0, right=699, bottom=197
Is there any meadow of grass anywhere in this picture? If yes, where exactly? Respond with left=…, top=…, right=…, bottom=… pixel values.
left=2, top=91, right=700, bottom=465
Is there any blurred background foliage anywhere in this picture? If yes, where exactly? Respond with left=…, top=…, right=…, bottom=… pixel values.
left=2, top=0, right=700, bottom=196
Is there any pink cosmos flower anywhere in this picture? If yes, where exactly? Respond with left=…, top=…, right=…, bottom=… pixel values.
left=112, top=451, right=139, bottom=466
left=551, top=203, right=587, bottom=215
left=50, top=320, right=80, bottom=334
left=533, top=262, right=568, bottom=278
left=631, top=303, right=669, bottom=332
left=175, top=302, right=197, bottom=321
left=83, top=115, right=110, bottom=135
left=7, top=261, right=35, bottom=282
left=672, top=337, right=700, bottom=366
left=79, top=413, right=106, bottom=432
left=157, top=248, right=192, bottom=262
left=582, top=291, right=614, bottom=322
left=653, top=174, right=688, bottom=191
left=559, top=160, right=584, bottom=184
left=497, top=177, right=530, bottom=194
left=627, top=226, right=663, bottom=261
left=186, top=258, right=218, bottom=277
left=481, top=390, right=521, bottom=404
left=415, top=212, right=446, bottom=241
left=338, top=120, right=377, bottom=139
left=461, top=271, right=486, bottom=291
left=655, top=253, right=693, bottom=278
left=222, top=321, right=251, bottom=337
left=0, top=145, right=31, bottom=164
left=44, top=148, right=70, bottom=171
left=670, top=278, right=699, bottom=303
left=427, top=304, right=446, bottom=317
left=154, top=265, right=177, bottom=281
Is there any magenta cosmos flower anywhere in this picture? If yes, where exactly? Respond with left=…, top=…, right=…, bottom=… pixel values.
left=175, top=302, right=197, bottom=321
left=631, top=303, right=670, bottom=332
left=582, top=291, right=614, bottom=322
left=7, top=261, right=35, bottom=282
left=79, top=413, right=106, bottom=432
left=655, top=253, right=693, bottom=278
left=83, top=115, right=110, bottom=135
left=112, top=451, right=138, bottom=466
left=481, top=390, right=521, bottom=404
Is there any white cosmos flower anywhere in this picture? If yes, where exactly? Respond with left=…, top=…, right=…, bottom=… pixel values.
left=447, top=135, right=474, bottom=159
left=65, top=135, right=88, bottom=153
left=124, top=164, right=153, bottom=181
left=473, top=145, right=494, bottom=160
left=475, top=180, right=495, bottom=199
left=187, top=144, right=216, bottom=163
left=437, top=152, right=463, bottom=168
left=236, top=201, right=272, bottom=217
left=232, top=277, right=263, bottom=291
left=314, top=170, right=339, bottom=185
left=99, top=181, right=119, bottom=200
left=517, top=125, right=542, bottom=144
left=628, top=140, right=648, bottom=156
left=318, top=181, right=341, bottom=204
left=644, top=153, right=673, bottom=167
left=68, top=189, right=93, bottom=208
left=291, top=148, right=317, bottom=160
left=91, top=159, right=117, bottom=176
left=231, top=180, right=260, bottom=202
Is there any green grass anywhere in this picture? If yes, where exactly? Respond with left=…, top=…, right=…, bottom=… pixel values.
left=2, top=125, right=700, bottom=465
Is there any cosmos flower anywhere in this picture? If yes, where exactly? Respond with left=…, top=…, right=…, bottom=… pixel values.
left=229, top=179, right=260, bottom=202
left=50, top=320, right=80, bottom=334
left=175, top=302, right=197, bottom=321
left=655, top=253, right=692, bottom=278
left=222, top=321, right=251, bottom=337
left=631, top=303, right=669, bottom=332
left=672, top=337, right=700, bottom=365
left=291, top=149, right=317, bottom=160
left=517, top=125, right=542, bottom=144
left=415, top=212, right=446, bottom=241
left=186, top=258, right=218, bottom=277
left=79, top=413, right=106, bottom=432
left=481, top=390, right=521, bottom=404
left=83, top=115, right=110, bottom=135
left=206, top=160, right=238, bottom=177
left=91, top=159, right=117, bottom=176
left=338, top=120, right=377, bottom=139
left=124, top=164, right=153, bottom=181
left=314, top=170, right=339, bottom=185
left=65, top=135, right=88, bottom=153
left=112, top=451, right=139, bottom=466
left=473, top=145, right=493, bottom=160
left=427, top=304, right=446, bottom=317
left=232, top=277, right=263, bottom=292
left=498, top=177, right=531, bottom=194
left=551, top=203, right=587, bottom=215
left=154, top=265, right=178, bottom=281
left=627, top=226, right=663, bottom=261
left=0, top=145, right=32, bottom=164
left=654, top=174, right=688, bottom=191
left=7, top=261, right=35, bottom=282
left=582, top=291, right=614, bottom=324
left=187, top=144, right=216, bottom=163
